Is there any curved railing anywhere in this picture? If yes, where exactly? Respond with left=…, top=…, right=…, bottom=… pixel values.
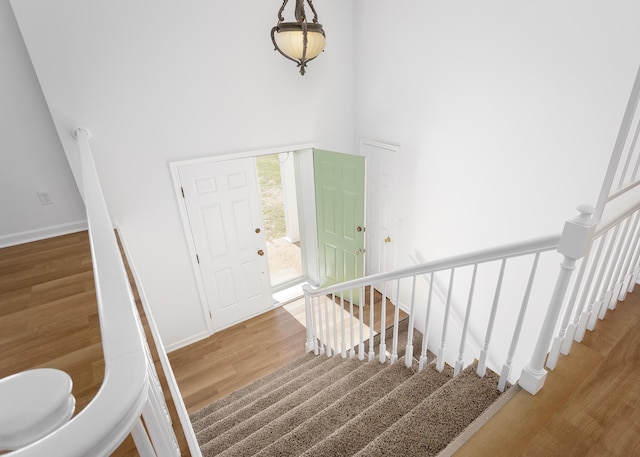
left=9, top=129, right=180, bottom=456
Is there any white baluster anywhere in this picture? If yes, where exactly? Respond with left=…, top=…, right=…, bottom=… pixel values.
left=315, top=295, right=325, bottom=355
left=478, top=259, right=505, bottom=377
left=131, top=418, right=157, bottom=457
left=502, top=253, right=539, bottom=388
left=574, top=230, right=609, bottom=342
left=379, top=283, right=387, bottom=363
left=323, top=295, right=332, bottom=357
left=558, top=253, right=590, bottom=357
left=405, top=276, right=417, bottom=369
left=304, top=286, right=315, bottom=353
left=340, top=294, right=347, bottom=358
left=520, top=205, right=595, bottom=395
left=390, top=279, right=401, bottom=364
left=546, top=260, right=583, bottom=370
left=142, top=394, right=179, bottom=457
left=359, top=286, right=365, bottom=361
left=368, top=286, right=375, bottom=361
left=618, top=211, right=640, bottom=301
left=626, top=214, right=640, bottom=293
left=311, top=296, right=319, bottom=355
left=604, top=220, right=630, bottom=314
left=419, top=272, right=434, bottom=371
left=437, top=269, right=455, bottom=373
left=587, top=225, right=622, bottom=330
left=455, top=264, right=477, bottom=377
left=332, top=293, right=338, bottom=357
left=348, top=289, right=355, bottom=358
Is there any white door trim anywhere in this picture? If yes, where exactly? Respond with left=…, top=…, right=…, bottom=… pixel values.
left=169, top=142, right=318, bottom=334
left=361, top=138, right=400, bottom=284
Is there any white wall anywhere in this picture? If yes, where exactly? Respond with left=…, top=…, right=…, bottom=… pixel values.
left=9, top=0, right=640, bottom=354
left=10, top=0, right=354, bottom=349
left=0, top=0, right=86, bottom=247
left=353, top=0, right=640, bottom=378
left=354, top=0, right=640, bottom=264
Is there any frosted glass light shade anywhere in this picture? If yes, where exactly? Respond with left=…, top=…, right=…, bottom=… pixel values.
left=275, top=29, right=326, bottom=60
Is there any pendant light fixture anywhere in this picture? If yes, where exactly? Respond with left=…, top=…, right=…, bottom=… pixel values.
left=271, top=0, right=326, bottom=75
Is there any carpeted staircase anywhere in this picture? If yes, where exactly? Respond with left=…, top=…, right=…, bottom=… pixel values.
left=190, top=324, right=508, bottom=456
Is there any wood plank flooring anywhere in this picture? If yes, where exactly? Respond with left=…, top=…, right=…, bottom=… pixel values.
left=0, top=232, right=184, bottom=456
left=455, top=290, right=640, bottom=456
left=170, top=287, right=402, bottom=414
left=3, top=232, right=640, bottom=456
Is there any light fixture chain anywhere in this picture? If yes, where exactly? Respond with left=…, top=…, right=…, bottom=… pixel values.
left=306, top=0, right=319, bottom=24
left=276, top=0, right=288, bottom=22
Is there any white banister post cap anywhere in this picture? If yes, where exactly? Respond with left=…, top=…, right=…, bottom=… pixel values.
left=573, top=204, right=595, bottom=225
left=558, top=204, right=596, bottom=259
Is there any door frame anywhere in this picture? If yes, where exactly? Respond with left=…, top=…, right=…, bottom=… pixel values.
left=361, top=138, right=400, bottom=277
left=169, top=142, right=318, bottom=334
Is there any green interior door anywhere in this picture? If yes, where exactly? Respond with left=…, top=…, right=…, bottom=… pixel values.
left=314, top=149, right=365, bottom=304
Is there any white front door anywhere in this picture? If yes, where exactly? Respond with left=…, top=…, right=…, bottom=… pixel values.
left=178, top=158, right=272, bottom=331
left=362, top=139, right=399, bottom=279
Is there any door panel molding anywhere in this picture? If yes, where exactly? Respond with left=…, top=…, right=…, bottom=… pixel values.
left=314, top=149, right=366, bottom=303
left=169, top=142, right=318, bottom=334
left=361, top=139, right=400, bottom=293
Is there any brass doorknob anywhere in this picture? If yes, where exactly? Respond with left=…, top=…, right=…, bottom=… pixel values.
left=255, top=228, right=261, bottom=234
left=257, top=249, right=264, bottom=256
left=384, top=236, right=392, bottom=243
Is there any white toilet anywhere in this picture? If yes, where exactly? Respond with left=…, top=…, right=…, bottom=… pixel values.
left=0, top=368, right=75, bottom=451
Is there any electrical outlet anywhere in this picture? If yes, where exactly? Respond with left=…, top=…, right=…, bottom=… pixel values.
left=37, top=191, right=54, bottom=205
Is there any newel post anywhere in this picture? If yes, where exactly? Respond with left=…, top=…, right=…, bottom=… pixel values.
left=303, top=284, right=315, bottom=353
left=519, top=204, right=596, bottom=394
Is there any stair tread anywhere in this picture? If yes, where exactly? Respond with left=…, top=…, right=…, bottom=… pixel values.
left=354, top=363, right=502, bottom=457
left=191, top=353, right=330, bottom=429
left=190, top=319, right=505, bottom=457
left=250, top=361, right=416, bottom=457
left=300, top=362, right=453, bottom=457
left=200, top=357, right=364, bottom=454
left=195, top=356, right=345, bottom=445
left=212, top=358, right=383, bottom=457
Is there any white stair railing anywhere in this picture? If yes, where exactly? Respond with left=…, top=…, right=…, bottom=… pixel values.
left=307, top=62, right=640, bottom=397
left=304, top=235, right=560, bottom=393
left=521, top=62, right=640, bottom=394
left=9, top=128, right=189, bottom=456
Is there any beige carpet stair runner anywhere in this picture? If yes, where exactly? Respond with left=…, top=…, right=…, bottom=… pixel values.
left=190, top=322, right=507, bottom=456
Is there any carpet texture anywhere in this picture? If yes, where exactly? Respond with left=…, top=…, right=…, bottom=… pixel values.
left=190, top=319, right=507, bottom=456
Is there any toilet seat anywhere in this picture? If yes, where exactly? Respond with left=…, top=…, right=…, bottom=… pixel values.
left=0, top=368, right=75, bottom=451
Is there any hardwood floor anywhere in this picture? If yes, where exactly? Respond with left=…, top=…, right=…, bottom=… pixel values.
left=3, top=232, right=640, bottom=456
left=169, top=304, right=308, bottom=413
left=0, top=232, right=183, bottom=456
left=455, top=290, right=640, bottom=456
left=171, top=287, right=403, bottom=414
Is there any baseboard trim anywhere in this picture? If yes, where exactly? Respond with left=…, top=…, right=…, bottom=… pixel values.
left=165, top=331, right=210, bottom=353
left=436, top=383, right=521, bottom=457
left=0, top=220, right=88, bottom=248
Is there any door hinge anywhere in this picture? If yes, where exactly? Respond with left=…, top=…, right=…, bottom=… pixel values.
left=196, top=254, right=200, bottom=264
left=181, top=187, right=185, bottom=198
left=209, top=309, right=212, bottom=319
